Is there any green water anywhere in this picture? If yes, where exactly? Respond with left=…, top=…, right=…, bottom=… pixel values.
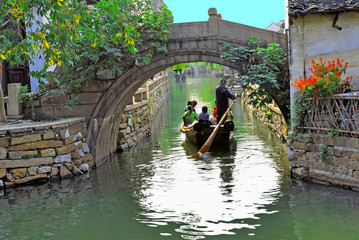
left=1, top=73, right=359, bottom=240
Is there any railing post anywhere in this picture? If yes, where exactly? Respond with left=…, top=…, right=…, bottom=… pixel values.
left=7, top=83, right=22, bottom=116
left=208, top=8, right=219, bottom=36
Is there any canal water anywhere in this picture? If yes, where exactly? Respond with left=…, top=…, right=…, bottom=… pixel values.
left=1, top=73, right=359, bottom=240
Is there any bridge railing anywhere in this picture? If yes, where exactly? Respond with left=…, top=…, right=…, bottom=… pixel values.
left=298, top=95, right=359, bottom=137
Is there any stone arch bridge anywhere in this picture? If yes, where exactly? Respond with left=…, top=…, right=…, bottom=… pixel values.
left=32, top=9, right=287, bottom=164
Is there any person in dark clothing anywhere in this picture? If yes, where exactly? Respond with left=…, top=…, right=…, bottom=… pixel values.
left=183, top=101, right=193, bottom=112
left=215, top=76, right=236, bottom=124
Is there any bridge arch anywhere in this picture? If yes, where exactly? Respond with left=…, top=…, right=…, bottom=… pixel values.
left=88, top=51, right=242, bottom=164
left=86, top=9, right=287, bottom=163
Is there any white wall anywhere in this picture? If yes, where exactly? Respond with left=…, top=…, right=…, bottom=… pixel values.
left=289, top=11, right=359, bottom=117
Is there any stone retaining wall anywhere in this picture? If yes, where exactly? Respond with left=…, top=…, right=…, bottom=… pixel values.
left=117, top=76, right=170, bottom=151
left=0, top=118, right=94, bottom=189
left=288, top=132, right=359, bottom=190
left=242, top=92, right=288, bottom=140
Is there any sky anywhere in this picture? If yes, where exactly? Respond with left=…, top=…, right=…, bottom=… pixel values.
left=163, top=0, right=285, bottom=29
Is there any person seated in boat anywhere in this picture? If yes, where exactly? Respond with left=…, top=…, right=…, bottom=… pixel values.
left=192, top=100, right=197, bottom=113
left=216, top=75, right=236, bottom=124
left=183, top=101, right=193, bottom=112
left=199, top=106, right=209, bottom=121
left=183, top=105, right=198, bottom=126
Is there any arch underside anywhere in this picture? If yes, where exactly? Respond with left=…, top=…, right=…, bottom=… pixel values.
left=88, top=50, right=241, bottom=164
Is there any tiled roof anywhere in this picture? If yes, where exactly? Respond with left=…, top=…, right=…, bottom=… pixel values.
left=288, top=0, right=359, bottom=16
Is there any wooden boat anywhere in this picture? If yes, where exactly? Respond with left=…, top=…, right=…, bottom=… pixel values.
left=180, top=120, right=235, bottom=146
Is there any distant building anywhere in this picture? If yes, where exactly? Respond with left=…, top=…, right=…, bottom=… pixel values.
left=265, top=20, right=285, bottom=33
left=150, top=0, right=165, bottom=9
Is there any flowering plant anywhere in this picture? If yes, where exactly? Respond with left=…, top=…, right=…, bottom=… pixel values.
left=291, top=58, right=353, bottom=99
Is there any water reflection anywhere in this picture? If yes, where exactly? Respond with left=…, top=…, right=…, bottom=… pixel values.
left=1, top=74, right=359, bottom=240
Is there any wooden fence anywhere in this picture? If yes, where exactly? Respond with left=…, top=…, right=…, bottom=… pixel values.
left=299, top=95, right=359, bottom=137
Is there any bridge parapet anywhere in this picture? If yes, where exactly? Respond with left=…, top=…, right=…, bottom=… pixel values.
left=170, top=9, right=287, bottom=51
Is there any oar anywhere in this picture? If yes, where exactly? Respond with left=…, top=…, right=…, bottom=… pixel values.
left=192, top=98, right=236, bottom=158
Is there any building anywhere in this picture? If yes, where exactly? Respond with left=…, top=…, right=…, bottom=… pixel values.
left=287, top=0, right=359, bottom=113
left=265, top=20, right=285, bottom=33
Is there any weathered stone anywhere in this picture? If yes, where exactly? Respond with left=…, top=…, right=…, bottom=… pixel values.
left=56, top=141, right=82, bottom=155
left=71, top=152, right=81, bottom=159
left=15, top=174, right=47, bottom=185
left=40, top=95, right=71, bottom=107
left=77, top=92, right=103, bottom=104
left=43, top=131, right=55, bottom=140
left=87, top=159, right=95, bottom=169
left=59, top=122, right=86, bottom=139
left=347, top=138, right=359, bottom=150
left=10, top=168, right=27, bottom=179
left=331, top=157, right=359, bottom=170
left=8, top=150, right=38, bottom=159
left=60, top=165, right=73, bottom=179
left=0, top=148, right=6, bottom=160
left=79, top=163, right=89, bottom=172
left=82, top=143, right=90, bottom=154
left=51, top=167, right=59, bottom=177
left=64, top=129, right=87, bottom=145
left=0, top=169, right=6, bottom=178
left=353, top=171, right=359, bottom=179
left=11, top=134, right=41, bottom=145
left=38, top=166, right=52, bottom=174
left=292, top=167, right=302, bottom=176
left=0, top=138, right=9, bottom=148
left=53, top=154, right=72, bottom=164
left=40, top=148, right=56, bottom=158
left=71, top=164, right=83, bottom=176
left=4, top=181, right=14, bottom=187
left=342, top=150, right=359, bottom=160
left=73, top=159, right=82, bottom=166
left=80, top=154, right=93, bottom=163
left=27, top=167, right=37, bottom=176
left=8, top=140, right=63, bottom=151
left=0, top=158, right=52, bottom=168
left=5, top=173, right=15, bottom=182
left=75, top=149, right=85, bottom=157
left=64, top=162, right=73, bottom=171
left=293, top=141, right=307, bottom=150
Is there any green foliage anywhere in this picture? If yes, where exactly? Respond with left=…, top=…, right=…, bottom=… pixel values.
left=318, top=144, right=333, bottom=162
left=305, top=134, right=313, bottom=146
left=18, top=85, right=33, bottom=103
left=265, top=108, right=273, bottom=121
left=292, top=94, right=311, bottom=130
left=1, top=0, right=173, bottom=104
left=170, top=63, right=190, bottom=74
left=221, top=37, right=290, bottom=121
left=328, top=126, right=341, bottom=138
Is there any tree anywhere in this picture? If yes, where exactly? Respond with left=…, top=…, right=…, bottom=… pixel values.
left=0, top=0, right=173, bottom=117
left=221, top=38, right=290, bottom=122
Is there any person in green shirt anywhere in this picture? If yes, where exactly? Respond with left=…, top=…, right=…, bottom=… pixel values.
left=183, top=105, right=198, bottom=126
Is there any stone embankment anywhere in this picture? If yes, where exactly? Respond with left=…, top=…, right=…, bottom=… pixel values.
left=242, top=91, right=288, bottom=140
left=117, top=73, right=170, bottom=151
left=288, top=133, right=359, bottom=190
left=0, top=118, right=93, bottom=189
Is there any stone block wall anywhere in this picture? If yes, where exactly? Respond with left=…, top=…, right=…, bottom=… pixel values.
left=288, top=132, right=359, bottom=189
left=117, top=105, right=151, bottom=151
left=242, top=92, right=288, bottom=140
left=0, top=118, right=94, bottom=189
left=117, top=74, right=170, bottom=151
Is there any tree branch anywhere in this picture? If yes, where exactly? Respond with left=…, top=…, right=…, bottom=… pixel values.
left=0, top=19, right=11, bottom=32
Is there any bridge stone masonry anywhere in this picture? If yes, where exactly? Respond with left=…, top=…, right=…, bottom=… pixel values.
left=21, top=8, right=287, bottom=166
